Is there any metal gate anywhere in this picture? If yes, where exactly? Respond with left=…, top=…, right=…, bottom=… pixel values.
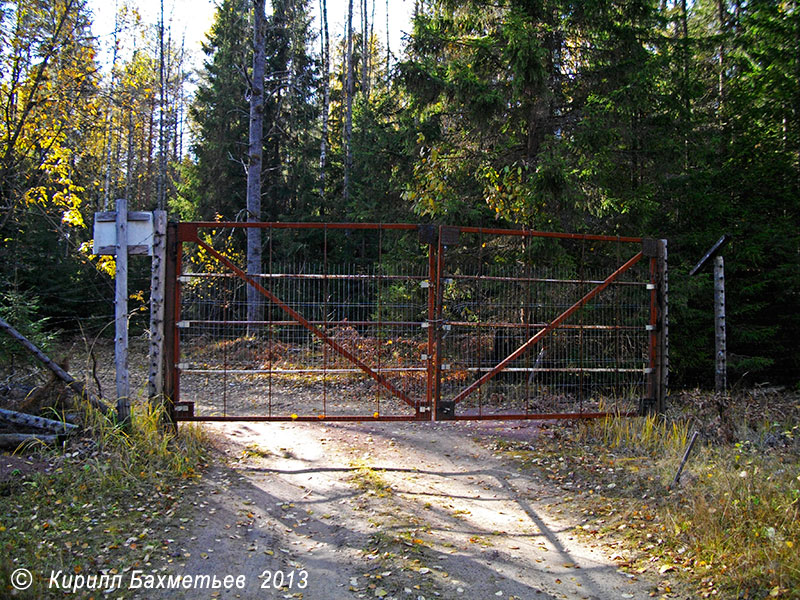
left=164, top=223, right=667, bottom=422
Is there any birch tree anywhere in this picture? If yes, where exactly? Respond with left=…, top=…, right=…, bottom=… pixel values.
left=246, top=0, right=266, bottom=328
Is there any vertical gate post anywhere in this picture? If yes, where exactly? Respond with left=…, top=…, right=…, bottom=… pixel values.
left=115, top=198, right=130, bottom=424
left=162, top=221, right=179, bottom=428
left=433, top=231, right=447, bottom=419
left=644, top=238, right=669, bottom=415
left=425, top=236, right=436, bottom=419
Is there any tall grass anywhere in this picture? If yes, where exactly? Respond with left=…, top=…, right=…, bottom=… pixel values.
left=583, top=411, right=691, bottom=458
left=562, top=401, right=800, bottom=598
left=0, top=399, right=207, bottom=599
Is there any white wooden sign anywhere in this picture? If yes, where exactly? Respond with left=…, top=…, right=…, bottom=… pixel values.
left=93, top=211, right=154, bottom=255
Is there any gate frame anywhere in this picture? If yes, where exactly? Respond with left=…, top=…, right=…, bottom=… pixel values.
left=162, top=222, right=667, bottom=423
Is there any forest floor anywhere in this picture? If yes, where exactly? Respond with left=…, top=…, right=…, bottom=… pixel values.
left=142, top=419, right=661, bottom=600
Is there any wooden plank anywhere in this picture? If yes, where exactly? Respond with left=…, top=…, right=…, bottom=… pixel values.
left=656, top=239, right=669, bottom=413
left=689, top=234, right=730, bottom=276
left=94, top=244, right=149, bottom=256
left=95, top=211, right=152, bottom=222
left=0, top=433, right=60, bottom=449
left=0, top=408, right=78, bottom=434
left=115, top=198, right=130, bottom=423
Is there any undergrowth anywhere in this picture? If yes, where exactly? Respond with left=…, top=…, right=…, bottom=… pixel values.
left=489, top=389, right=800, bottom=599
left=0, top=400, right=207, bottom=599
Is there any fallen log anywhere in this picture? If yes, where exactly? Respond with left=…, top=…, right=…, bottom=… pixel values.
left=0, top=316, right=109, bottom=415
left=0, top=407, right=78, bottom=434
left=0, top=433, right=60, bottom=449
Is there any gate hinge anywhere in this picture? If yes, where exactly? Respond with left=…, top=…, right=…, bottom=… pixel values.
left=173, top=401, right=194, bottom=419
left=177, top=320, right=190, bottom=329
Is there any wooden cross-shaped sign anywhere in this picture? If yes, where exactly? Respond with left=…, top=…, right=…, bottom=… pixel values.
left=93, top=210, right=154, bottom=256
left=93, top=201, right=166, bottom=424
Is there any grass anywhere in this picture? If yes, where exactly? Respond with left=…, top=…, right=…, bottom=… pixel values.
left=0, top=400, right=206, bottom=599
left=488, top=389, right=800, bottom=599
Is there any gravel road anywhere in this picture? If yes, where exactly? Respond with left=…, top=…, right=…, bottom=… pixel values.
left=148, top=420, right=655, bottom=600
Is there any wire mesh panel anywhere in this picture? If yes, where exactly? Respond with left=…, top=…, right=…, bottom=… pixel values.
left=168, top=223, right=664, bottom=422
left=174, top=224, right=431, bottom=420
left=437, top=229, right=653, bottom=419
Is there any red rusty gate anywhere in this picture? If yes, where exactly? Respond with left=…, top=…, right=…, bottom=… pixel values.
left=164, top=223, right=667, bottom=422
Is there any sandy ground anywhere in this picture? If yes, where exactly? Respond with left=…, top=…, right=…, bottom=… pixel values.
left=144, top=420, right=655, bottom=600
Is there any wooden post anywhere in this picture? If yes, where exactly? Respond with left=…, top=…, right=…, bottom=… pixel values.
left=115, top=198, right=130, bottom=423
left=689, top=235, right=730, bottom=392
left=714, top=255, right=727, bottom=392
left=658, top=239, right=669, bottom=412
left=148, top=210, right=167, bottom=406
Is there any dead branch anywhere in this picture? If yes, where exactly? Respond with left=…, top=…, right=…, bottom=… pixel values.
left=0, top=316, right=109, bottom=414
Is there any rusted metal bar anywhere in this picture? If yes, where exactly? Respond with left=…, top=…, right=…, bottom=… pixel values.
left=175, top=415, right=424, bottom=422
left=181, top=272, right=426, bottom=281
left=434, top=229, right=447, bottom=418
left=189, top=235, right=417, bottom=408
left=457, top=226, right=642, bottom=243
left=177, top=222, right=419, bottom=241
left=445, top=321, right=641, bottom=331
left=174, top=412, right=637, bottom=423
left=182, top=367, right=427, bottom=375
left=450, top=251, right=645, bottom=405
left=177, top=319, right=424, bottom=327
left=447, top=274, right=646, bottom=286
left=451, top=411, right=639, bottom=421
left=426, top=242, right=436, bottom=416
left=162, top=222, right=178, bottom=427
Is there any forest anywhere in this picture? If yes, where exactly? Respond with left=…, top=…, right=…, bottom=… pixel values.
left=0, top=0, right=798, bottom=389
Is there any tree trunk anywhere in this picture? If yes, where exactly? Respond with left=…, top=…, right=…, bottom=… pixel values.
left=158, top=0, right=167, bottom=210
left=344, top=0, right=354, bottom=203
left=385, top=0, right=390, bottom=78
left=362, top=0, right=369, bottom=99
left=247, top=0, right=267, bottom=331
left=319, top=0, right=330, bottom=207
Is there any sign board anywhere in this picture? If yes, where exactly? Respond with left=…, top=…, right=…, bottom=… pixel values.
left=93, top=211, right=154, bottom=255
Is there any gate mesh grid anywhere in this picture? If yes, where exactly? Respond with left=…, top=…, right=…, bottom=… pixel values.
left=174, top=225, right=652, bottom=420
left=177, top=226, right=428, bottom=418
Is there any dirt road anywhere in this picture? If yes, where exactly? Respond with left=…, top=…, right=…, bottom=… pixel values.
left=149, top=421, right=654, bottom=600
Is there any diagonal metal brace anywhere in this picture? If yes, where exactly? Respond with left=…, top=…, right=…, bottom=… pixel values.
left=191, top=237, right=417, bottom=408
left=451, top=251, right=645, bottom=405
